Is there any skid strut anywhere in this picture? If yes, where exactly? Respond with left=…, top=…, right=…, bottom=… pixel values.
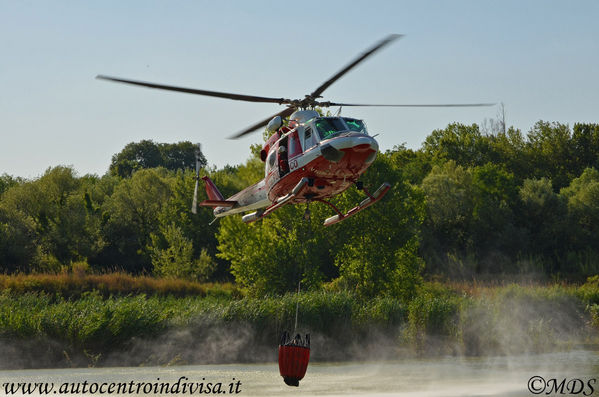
left=241, top=177, right=309, bottom=224
left=321, top=182, right=391, bottom=226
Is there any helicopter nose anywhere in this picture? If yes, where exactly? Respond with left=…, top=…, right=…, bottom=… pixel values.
left=352, top=135, right=378, bottom=164
left=352, top=135, right=379, bottom=153
left=321, top=134, right=379, bottom=163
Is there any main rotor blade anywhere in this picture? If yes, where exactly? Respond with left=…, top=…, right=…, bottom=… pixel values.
left=322, top=102, right=496, bottom=107
left=309, top=34, right=403, bottom=99
left=96, top=75, right=290, bottom=104
left=229, top=107, right=296, bottom=139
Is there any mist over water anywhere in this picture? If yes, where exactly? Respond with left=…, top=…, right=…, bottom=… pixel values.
left=1, top=284, right=598, bottom=397
left=0, top=350, right=597, bottom=396
left=0, top=288, right=597, bottom=369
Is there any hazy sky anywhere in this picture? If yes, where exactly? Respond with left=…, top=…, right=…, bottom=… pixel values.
left=1, top=1, right=598, bottom=178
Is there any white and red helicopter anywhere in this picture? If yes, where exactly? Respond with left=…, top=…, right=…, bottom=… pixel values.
left=98, top=35, right=492, bottom=226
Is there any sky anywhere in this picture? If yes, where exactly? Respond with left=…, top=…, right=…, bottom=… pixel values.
left=1, top=1, right=598, bottom=178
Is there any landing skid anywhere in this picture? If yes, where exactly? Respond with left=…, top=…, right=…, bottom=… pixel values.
left=320, top=182, right=391, bottom=227
left=241, top=177, right=309, bottom=224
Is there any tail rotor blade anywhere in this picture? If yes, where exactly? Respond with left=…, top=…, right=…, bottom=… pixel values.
left=195, top=143, right=202, bottom=173
left=192, top=177, right=199, bottom=214
left=192, top=143, right=202, bottom=214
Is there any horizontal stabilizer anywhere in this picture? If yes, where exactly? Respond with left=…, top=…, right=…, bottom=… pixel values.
left=240, top=177, right=309, bottom=224
left=199, top=200, right=237, bottom=208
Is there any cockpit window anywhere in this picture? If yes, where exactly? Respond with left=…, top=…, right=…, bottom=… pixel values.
left=343, top=118, right=367, bottom=134
left=315, top=117, right=348, bottom=140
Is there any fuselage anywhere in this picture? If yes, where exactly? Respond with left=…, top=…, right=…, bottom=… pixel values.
left=213, top=110, right=379, bottom=217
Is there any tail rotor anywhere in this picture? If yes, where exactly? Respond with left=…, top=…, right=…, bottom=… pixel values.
left=191, top=143, right=202, bottom=214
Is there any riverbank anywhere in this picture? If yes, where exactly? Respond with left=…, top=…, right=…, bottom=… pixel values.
left=0, top=276, right=597, bottom=369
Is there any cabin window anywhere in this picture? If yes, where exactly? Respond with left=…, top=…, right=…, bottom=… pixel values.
left=303, top=127, right=316, bottom=151
left=342, top=118, right=367, bottom=134
left=266, top=151, right=276, bottom=176
left=288, top=131, right=303, bottom=158
left=315, top=117, right=347, bottom=140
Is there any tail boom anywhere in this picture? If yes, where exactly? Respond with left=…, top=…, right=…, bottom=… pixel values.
left=198, top=176, right=270, bottom=218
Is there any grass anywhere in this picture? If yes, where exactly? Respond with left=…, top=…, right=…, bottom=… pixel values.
left=0, top=273, right=241, bottom=299
left=0, top=276, right=597, bottom=368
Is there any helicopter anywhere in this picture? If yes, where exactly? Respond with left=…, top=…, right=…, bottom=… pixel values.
left=97, top=34, right=493, bottom=226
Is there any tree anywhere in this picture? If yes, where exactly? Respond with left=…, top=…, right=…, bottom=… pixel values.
left=217, top=214, right=306, bottom=296
left=0, top=206, right=38, bottom=273
left=420, top=161, right=474, bottom=276
left=517, top=177, right=567, bottom=273
left=468, top=163, right=519, bottom=273
left=0, top=174, right=22, bottom=197
left=526, top=121, right=573, bottom=190
left=420, top=161, right=519, bottom=276
left=487, top=127, right=529, bottom=183
left=386, top=144, right=432, bottom=185
left=150, top=223, right=216, bottom=281
left=99, top=168, right=172, bottom=272
left=570, top=123, right=599, bottom=176
left=0, top=166, right=98, bottom=271
left=423, top=123, right=492, bottom=167
left=557, top=168, right=599, bottom=276
left=332, top=153, right=426, bottom=299
left=215, top=148, right=427, bottom=298
left=109, top=140, right=206, bottom=178
left=561, top=168, right=599, bottom=230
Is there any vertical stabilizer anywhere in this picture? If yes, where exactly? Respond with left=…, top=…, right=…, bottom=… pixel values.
left=202, top=176, right=225, bottom=201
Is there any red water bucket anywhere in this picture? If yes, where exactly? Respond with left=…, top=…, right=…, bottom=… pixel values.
left=278, top=345, right=310, bottom=386
left=278, top=332, right=310, bottom=387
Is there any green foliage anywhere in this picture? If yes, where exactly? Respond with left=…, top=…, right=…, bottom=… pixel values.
left=571, top=123, right=599, bottom=175
left=578, top=275, right=599, bottom=306
left=109, top=140, right=206, bottom=178
left=557, top=168, right=599, bottom=276
left=0, top=273, right=243, bottom=299
left=404, top=283, right=462, bottom=353
left=151, top=223, right=195, bottom=278
left=0, top=167, right=100, bottom=271
left=3, top=121, right=599, bottom=285
left=0, top=206, right=37, bottom=272
left=216, top=155, right=331, bottom=296
left=216, top=151, right=425, bottom=298
left=151, top=224, right=216, bottom=282
left=517, top=178, right=567, bottom=273
left=385, top=144, right=432, bottom=184
left=101, top=168, right=172, bottom=272
left=423, top=123, right=491, bottom=167
left=0, top=174, right=22, bottom=197
left=0, top=289, right=408, bottom=364
left=421, top=161, right=473, bottom=256
left=0, top=291, right=169, bottom=350
left=333, top=152, right=426, bottom=298
left=589, top=304, right=599, bottom=329
left=561, top=167, right=599, bottom=230
left=421, top=161, right=520, bottom=275
left=527, top=121, right=574, bottom=189
left=217, top=215, right=305, bottom=296
left=0, top=284, right=597, bottom=366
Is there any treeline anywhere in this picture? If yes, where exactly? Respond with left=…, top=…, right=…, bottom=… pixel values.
left=1, top=122, right=598, bottom=297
